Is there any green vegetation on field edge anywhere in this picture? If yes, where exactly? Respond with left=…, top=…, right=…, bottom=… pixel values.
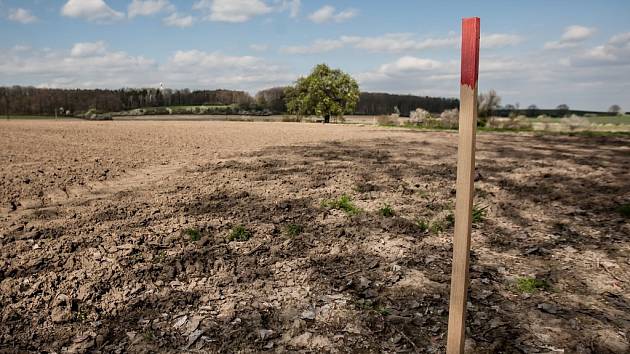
left=377, top=123, right=630, bottom=137
left=2, top=115, right=66, bottom=120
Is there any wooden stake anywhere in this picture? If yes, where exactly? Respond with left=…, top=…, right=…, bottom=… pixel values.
left=446, top=17, right=480, bottom=354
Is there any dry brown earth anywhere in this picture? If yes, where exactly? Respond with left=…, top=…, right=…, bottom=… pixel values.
left=1, top=120, right=629, bottom=353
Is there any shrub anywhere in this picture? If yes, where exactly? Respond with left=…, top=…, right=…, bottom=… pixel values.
left=409, top=108, right=432, bottom=125
left=560, top=115, right=591, bottom=131
left=439, top=108, right=459, bottom=128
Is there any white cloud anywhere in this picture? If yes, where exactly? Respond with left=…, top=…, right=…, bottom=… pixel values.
left=481, top=33, right=523, bottom=48
left=163, top=12, right=194, bottom=27
left=281, top=32, right=521, bottom=55
left=193, top=0, right=272, bottom=23
left=282, top=33, right=457, bottom=54
left=275, top=0, right=300, bottom=18
left=128, top=0, right=174, bottom=18
left=308, top=5, right=357, bottom=23
left=609, top=32, right=630, bottom=46
left=70, top=41, right=107, bottom=57
left=0, top=43, right=294, bottom=91
left=169, top=50, right=261, bottom=68
left=160, top=49, right=294, bottom=89
left=572, top=32, right=630, bottom=66
left=0, top=43, right=155, bottom=88
left=8, top=8, right=37, bottom=24
left=344, top=34, right=456, bottom=52
left=544, top=25, right=596, bottom=49
left=562, top=25, right=596, bottom=41
left=378, top=56, right=444, bottom=74
left=61, top=0, right=124, bottom=23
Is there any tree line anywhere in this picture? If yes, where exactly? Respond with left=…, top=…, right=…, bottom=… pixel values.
left=0, top=85, right=460, bottom=117
left=0, top=86, right=256, bottom=116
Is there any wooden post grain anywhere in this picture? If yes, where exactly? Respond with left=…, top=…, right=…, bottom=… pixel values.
left=446, top=17, right=480, bottom=354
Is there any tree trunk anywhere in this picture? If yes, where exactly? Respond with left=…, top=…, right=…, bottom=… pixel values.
left=324, top=114, right=330, bottom=124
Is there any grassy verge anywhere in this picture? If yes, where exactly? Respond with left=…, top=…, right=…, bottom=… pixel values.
left=2, top=115, right=64, bottom=120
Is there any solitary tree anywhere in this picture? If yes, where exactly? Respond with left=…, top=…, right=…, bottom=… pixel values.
left=285, top=63, right=360, bottom=123
left=556, top=104, right=570, bottom=117
left=608, top=104, right=622, bottom=115
left=527, top=104, right=538, bottom=117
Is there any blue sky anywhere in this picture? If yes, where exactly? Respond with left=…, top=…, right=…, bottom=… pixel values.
left=1, top=0, right=629, bottom=111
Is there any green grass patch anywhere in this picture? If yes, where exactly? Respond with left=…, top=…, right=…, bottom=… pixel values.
left=585, top=115, right=630, bottom=125
left=143, top=330, right=155, bottom=341
left=472, top=204, right=488, bottom=224
left=416, top=219, right=429, bottom=233
left=284, top=223, right=303, bottom=237
left=515, top=277, right=549, bottom=293
left=3, top=115, right=64, bottom=120
left=355, top=300, right=390, bottom=316
left=183, top=228, right=201, bottom=241
left=228, top=225, right=251, bottom=242
left=322, top=195, right=361, bottom=215
left=617, top=203, right=630, bottom=218
left=429, top=220, right=445, bottom=234
left=379, top=204, right=395, bottom=217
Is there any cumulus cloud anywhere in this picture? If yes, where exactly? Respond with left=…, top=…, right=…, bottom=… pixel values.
left=0, top=43, right=296, bottom=91
left=159, top=49, right=294, bottom=89
left=282, top=32, right=523, bottom=54
left=8, top=8, right=37, bottom=24
left=544, top=25, right=596, bottom=49
left=0, top=43, right=155, bottom=88
left=572, top=32, right=630, bottom=66
left=275, top=0, right=300, bottom=18
left=70, top=41, right=107, bottom=57
left=562, top=25, right=596, bottom=41
left=162, top=12, right=194, bottom=27
left=308, top=5, right=357, bottom=24
left=282, top=34, right=457, bottom=54
left=481, top=33, right=523, bottom=48
left=193, top=0, right=272, bottom=23
left=61, top=0, right=124, bottom=23
left=128, top=0, right=174, bottom=18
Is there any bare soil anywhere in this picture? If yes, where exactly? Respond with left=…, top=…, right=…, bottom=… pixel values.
left=1, top=120, right=629, bottom=353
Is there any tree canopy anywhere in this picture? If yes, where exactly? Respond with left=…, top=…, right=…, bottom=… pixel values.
left=285, top=64, right=360, bottom=123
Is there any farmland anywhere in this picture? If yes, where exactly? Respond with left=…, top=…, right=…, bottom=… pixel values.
left=1, top=120, right=628, bottom=352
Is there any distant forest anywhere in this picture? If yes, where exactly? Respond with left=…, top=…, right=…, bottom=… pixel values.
left=0, top=86, right=459, bottom=117
left=0, top=86, right=612, bottom=117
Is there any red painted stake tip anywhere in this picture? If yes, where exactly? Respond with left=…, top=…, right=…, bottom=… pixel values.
left=460, top=17, right=480, bottom=88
